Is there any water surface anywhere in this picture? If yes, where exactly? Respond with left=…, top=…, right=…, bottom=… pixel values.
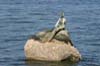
left=0, top=0, right=100, bottom=66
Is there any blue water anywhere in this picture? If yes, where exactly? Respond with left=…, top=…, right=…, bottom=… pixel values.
left=0, top=0, right=100, bottom=66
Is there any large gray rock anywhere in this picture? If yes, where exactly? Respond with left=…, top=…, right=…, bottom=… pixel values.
left=24, top=38, right=81, bottom=62
left=24, top=12, right=81, bottom=62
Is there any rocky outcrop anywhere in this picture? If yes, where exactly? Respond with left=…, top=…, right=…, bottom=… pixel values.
left=24, top=38, right=81, bottom=62
left=24, top=12, right=81, bottom=62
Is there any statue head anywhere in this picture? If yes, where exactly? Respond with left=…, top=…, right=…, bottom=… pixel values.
left=60, top=11, right=64, bottom=18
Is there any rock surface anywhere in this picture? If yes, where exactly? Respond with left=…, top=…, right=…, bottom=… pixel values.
left=24, top=12, right=81, bottom=62
left=24, top=38, right=81, bottom=62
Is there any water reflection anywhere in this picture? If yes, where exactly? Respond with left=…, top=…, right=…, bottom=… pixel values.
left=25, top=60, right=78, bottom=66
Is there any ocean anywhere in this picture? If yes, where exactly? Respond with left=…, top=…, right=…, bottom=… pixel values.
left=0, top=0, right=100, bottom=66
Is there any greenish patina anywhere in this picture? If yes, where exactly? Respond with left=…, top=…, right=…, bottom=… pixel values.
left=41, top=12, right=66, bottom=42
left=32, top=12, right=73, bottom=46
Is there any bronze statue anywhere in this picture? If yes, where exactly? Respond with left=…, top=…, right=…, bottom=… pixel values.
left=32, top=12, right=73, bottom=46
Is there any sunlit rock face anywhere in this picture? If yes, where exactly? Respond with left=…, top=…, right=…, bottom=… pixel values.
left=24, top=37, right=81, bottom=62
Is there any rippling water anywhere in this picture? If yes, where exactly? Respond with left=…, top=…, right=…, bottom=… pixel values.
left=0, top=0, right=100, bottom=66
